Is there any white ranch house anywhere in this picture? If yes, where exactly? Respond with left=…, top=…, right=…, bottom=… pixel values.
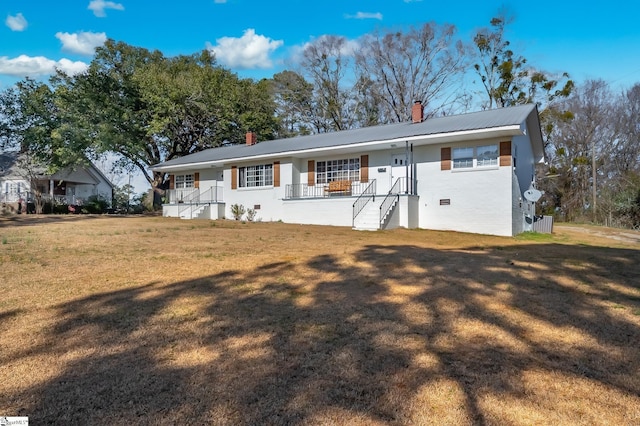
left=152, top=103, right=544, bottom=236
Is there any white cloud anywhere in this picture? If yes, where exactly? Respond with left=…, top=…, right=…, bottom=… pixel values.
left=345, top=12, right=383, bottom=20
left=88, top=0, right=124, bottom=17
left=0, top=55, right=88, bottom=77
left=287, top=35, right=360, bottom=69
left=206, top=29, right=283, bottom=69
left=56, top=31, right=107, bottom=55
left=6, top=13, right=28, bottom=31
left=56, top=58, right=91, bottom=75
left=299, top=35, right=360, bottom=57
left=214, top=0, right=227, bottom=3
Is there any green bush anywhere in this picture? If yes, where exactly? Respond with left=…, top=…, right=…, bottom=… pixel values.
left=84, top=195, right=110, bottom=214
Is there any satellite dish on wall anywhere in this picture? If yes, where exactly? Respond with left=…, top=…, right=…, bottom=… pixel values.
left=524, top=188, right=543, bottom=202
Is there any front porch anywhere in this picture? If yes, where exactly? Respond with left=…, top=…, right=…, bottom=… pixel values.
left=284, top=180, right=377, bottom=200
left=284, top=177, right=413, bottom=200
left=163, top=186, right=225, bottom=220
left=1, top=191, right=85, bottom=206
left=164, top=186, right=224, bottom=204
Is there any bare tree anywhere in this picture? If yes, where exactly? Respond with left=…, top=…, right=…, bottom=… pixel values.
left=610, top=84, right=640, bottom=176
left=544, top=80, right=613, bottom=221
left=300, top=35, right=356, bottom=132
left=269, top=70, right=315, bottom=138
left=355, top=22, right=468, bottom=123
left=598, top=83, right=640, bottom=227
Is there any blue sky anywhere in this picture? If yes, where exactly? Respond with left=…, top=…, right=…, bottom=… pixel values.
left=2, top=0, right=640, bottom=91
left=2, top=1, right=639, bottom=192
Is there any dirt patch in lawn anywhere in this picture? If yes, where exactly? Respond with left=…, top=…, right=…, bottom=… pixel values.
left=556, top=223, right=640, bottom=245
left=0, top=216, right=639, bottom=425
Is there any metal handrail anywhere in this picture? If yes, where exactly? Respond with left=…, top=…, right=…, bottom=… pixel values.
left=167, top=187, right=199, bottom=204
left=178, top=186, right=223, bottom=219
left=285, top=183, right=327, bottom=199
left=284, top=180, right=374, bottom=200
left=379, top=178, right=402, bottom=225
left=178, top=188, right=202, bottom=218
left=352, top=179, right=376, bottom=226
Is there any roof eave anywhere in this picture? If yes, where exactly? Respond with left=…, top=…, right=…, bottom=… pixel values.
left=151, top=125, right=524, bottom=173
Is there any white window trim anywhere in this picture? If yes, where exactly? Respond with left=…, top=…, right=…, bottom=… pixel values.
left=316, top=158, right=360, bottom=184
left=238, top=164, right=273, bottom=188
left=175, top=174, right=195, bottom=189
left=452, top=144, right=499, bottom=171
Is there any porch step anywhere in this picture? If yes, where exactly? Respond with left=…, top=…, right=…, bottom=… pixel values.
left=353, top=199, right=382, bottom=231
left=195, top=205, right=210, bottom=220
left=353, top=196, right=399, bottom=231
left=179, top=204, right=206, bottom=219
left=380, top=199, right=398, bottom=227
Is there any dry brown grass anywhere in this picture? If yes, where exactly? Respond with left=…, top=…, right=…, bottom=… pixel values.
left=0, top=215, right=639, bottom=425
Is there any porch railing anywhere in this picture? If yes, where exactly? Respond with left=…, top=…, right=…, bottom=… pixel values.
left=284, top=180, right=375, bottom=200
left=1, top=192, right=79, bottom=205
left=177, top=187, right=223, bottom=219
left=165, top=187, right=223, bottom=204
left=0, top=193, right=22, bottom=203
left=166, top=188, right=199, bottom=204
left=352, top=180, right=377, bottom=226
left=379, top=178, right=402, bottom=225
left=396, top=176, right=408, bottom=194
left=47, top=194, right=78, bottom=205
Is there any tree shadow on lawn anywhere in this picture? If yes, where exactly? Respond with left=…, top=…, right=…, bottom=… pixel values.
left=0, top=214, right=104, bottom=229
left=3, top=242, right=640, bottom=424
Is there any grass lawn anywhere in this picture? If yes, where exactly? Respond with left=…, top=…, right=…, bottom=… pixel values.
left=0, top=215, right=639, bottom=425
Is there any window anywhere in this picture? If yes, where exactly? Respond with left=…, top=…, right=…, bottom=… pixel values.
left=453, top=147, right=474, bottom=169
left=239, top=164, right=273, bottom=187
left=174, top=174, right=194, bottom=189
left=5, top=182, right=20, bottom=195
left=453, top=145, right=498, bottom=169
left=316, top=158, right=360, bottom=184
left=477, top=145, right=498, bottom=167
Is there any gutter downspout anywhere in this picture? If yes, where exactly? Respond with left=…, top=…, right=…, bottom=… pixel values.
left=410, top=143, right=414, bottom=195
left=405, top=141, right=409, bottom=194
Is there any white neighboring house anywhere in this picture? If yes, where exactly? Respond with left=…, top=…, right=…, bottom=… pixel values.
left=152, top=103, right=544, bottom=236
left=0, top=152, right=114, bottom=211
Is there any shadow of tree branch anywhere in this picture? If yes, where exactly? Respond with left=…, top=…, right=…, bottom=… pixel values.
left=2, top=242, right=639, bottom=424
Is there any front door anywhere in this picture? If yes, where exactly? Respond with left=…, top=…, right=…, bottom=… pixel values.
left=66, top=186, right=76, bottom=204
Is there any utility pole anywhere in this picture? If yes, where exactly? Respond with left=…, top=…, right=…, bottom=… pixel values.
left=592, top=140, right=597, bottom=222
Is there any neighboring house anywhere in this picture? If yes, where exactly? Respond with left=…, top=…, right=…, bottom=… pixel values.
left=0, top=152, right=114, bottom=210
left=152, top=103, right=544, bottom=236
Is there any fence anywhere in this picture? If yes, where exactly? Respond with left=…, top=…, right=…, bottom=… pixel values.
left=533, top=215, right=554, bottom=234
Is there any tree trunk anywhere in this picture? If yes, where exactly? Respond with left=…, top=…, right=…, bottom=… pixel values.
left=592, top=142, right=597, bottom=222
left=151, top=171, right=167, bottom=210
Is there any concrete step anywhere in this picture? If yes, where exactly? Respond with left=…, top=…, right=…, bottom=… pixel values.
left=353, top=200, right=382, bottom=231
left=179, top=205, right=206, bottom=219
left=354, top=196, right=399, bottom=230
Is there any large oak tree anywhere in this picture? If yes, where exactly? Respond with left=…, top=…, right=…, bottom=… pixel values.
left=58, top=40, right=278, bottom=205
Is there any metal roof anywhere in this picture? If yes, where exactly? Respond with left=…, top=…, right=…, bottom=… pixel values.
left=152, top=104, right=541, bottom=170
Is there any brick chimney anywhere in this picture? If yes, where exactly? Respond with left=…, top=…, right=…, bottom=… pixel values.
left=246, top=131, right=257, bottom=146
left=412, top=100, right=424, bottom=123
